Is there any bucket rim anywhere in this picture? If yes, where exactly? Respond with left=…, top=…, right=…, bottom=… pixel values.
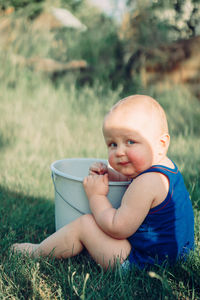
left=51, top=158, right=130, bottom=186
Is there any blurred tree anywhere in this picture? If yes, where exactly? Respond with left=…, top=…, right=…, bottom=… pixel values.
left=0, top=0, right=44, bottom=19
left=0, top=0, right=84, bottom=16
left=125, top=0, right=200, bottom=49
left=121, top=0, right=200, bottom=93
left=0, top=0, right=126, bottom=89
left=0, top=0, right=44, bottom=10
left=60, top=0, right=83, bottom=12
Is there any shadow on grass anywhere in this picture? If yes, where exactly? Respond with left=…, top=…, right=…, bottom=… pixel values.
left=1, top=186, right=200, bottom=299
left=0, top=185, right=98, bottom=298
left=0, top=185, right=55, bottom=259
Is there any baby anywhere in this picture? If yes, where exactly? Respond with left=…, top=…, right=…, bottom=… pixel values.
left=13, top=95, right=194, bottom=269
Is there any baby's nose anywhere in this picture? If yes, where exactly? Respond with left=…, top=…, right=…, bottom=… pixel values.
left=115, top=145, right=125, bottom=156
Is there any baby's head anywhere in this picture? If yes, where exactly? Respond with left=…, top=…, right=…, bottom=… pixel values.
left=108, top=95, right=168, bottom=136
left=103, top=95, right=170, bottom=178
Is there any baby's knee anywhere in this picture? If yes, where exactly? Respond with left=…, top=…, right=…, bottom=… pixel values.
left=79, top=214, right=95, bottom=227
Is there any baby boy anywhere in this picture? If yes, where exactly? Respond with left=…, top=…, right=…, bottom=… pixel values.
left=13, top=95, right=194, bottom=269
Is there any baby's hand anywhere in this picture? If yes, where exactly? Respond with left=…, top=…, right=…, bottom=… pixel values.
left=83, top=174, right=109, bottom=199
left=89, top=162, right=108, bottom=176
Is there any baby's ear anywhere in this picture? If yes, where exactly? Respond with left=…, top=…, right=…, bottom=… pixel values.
left=159, top=134, right=170, bottom=154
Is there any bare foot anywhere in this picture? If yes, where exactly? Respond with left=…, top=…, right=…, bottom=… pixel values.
left=11, top=243, right=39, bottom=257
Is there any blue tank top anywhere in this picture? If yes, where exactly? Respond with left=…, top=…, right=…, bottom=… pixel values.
left=127, top=162, right=194, bottom=268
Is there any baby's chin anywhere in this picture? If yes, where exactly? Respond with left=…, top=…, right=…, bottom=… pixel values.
left=119, top=171, right=136, bottom=180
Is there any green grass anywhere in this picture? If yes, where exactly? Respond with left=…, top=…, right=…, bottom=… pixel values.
left=0, top=68, right=200, bottom=299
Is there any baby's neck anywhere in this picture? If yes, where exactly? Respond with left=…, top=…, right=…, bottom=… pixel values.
left=154, top=156, right=174, bottom=169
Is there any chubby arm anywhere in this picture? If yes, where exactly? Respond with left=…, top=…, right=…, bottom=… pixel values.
left=83, top=172, right=163, bottom=239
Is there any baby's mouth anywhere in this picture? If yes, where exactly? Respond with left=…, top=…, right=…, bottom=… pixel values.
left=118, top=161, right=130, bottom=166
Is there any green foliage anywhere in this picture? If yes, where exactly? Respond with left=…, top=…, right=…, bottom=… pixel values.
left=60, top=0, right=83, bottom=12
left=0, top=1, right=125, bottom=89
left=0, top=0, right=82, bottom=11
left=126, top=0, right=200, bottom=48
left=60, top=16, right=125, bottom=87
left=0, top=0, right=44, bottom=19
left=0, top=0, right=86, bottom=20
left=0, top=0, right=43, bottom=10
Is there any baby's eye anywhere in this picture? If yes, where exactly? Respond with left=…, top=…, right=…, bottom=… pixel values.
left=127, top=140, right=135, bottom=145
left=109, top=142, right=117, bottom=148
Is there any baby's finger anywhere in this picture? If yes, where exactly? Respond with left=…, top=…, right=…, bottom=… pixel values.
left=89, top=163, right=100, bottom=171
left=103, top=173, right=109, bottom=185
left=89, top=163, right=104, bottom=175
left=96, top=162, right=108, bottom=174
left=89, top=170, right=99, bottom=175
left=83, top=177, right=87, bottom=186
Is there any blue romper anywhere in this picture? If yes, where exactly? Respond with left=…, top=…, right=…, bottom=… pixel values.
left=127, top=162, right=194, bottom=268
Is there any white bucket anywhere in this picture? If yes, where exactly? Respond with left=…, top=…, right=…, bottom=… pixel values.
left=51, top=158, right=130, bottom=230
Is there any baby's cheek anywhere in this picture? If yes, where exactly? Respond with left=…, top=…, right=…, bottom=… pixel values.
left=108, top=153, right=115, bottom=168
left=127, top=150, right=147, bottom=169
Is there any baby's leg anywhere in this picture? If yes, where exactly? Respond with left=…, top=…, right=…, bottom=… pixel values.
left=13, top=214, right=131, bottom=269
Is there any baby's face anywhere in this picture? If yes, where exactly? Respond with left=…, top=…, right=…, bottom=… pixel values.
left=103, top=100, right=163, bottom=179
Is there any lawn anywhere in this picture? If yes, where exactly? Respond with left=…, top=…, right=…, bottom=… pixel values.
left=0, top=66, right=200, bottom=299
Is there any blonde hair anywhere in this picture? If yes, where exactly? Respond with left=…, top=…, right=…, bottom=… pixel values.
left=106, top=94, right=169, bottom=136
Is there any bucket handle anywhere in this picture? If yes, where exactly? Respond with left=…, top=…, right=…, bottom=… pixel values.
left=51, top=173, right=86, bottom=215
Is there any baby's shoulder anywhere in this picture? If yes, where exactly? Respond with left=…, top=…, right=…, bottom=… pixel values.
left=133, top=171, right=168, bottom=185
left=130, top=171, right=169, bottom=202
